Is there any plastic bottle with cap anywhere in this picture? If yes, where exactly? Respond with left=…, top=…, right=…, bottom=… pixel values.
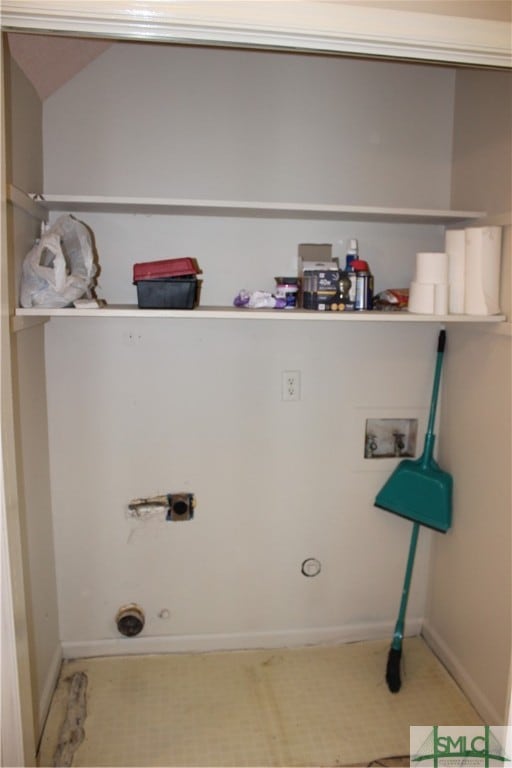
left=345, top=239, right=359, bottom=271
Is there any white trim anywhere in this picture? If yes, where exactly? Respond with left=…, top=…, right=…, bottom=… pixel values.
left=422, top=620, right=503, bottom=725
left=7, top=185, right=47, bottom=222
left=37, top=644, right=61, bottom=738
left=1, top=31, right=35, bottom=764
left=1, top=2, right=511, bottom=68
left=61, top=618, right=422, bottom=659
left=1, top=464, right=25, bottom=767
left=10, top=315, right=49, bottom=333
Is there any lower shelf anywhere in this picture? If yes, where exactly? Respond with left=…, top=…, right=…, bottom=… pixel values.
left=13, top=305, right=508, bottom=328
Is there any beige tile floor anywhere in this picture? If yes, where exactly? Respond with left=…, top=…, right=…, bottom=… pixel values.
left=38, top=637, right=482, bottom=768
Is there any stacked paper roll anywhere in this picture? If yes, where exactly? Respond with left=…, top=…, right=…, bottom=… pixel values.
left=408, top=252, right=448, bottom=314
left=415, top=252, right=448, bottom=285
left=434, top=283, right=449, bottom=315
left=445, top=229, right=465, bottom=314
left=465, top=227, right=502, bottom=315
left=408, top=227, right=502, bottom=316
left=408, top=281, right=434, bottom=314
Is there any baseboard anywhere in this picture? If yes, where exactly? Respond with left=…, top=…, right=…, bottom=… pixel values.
left=422, top=620, right=503, bottom=724
left=62, top=618, right=423, bottom=660
left=38, top=643, right=62, bottom=737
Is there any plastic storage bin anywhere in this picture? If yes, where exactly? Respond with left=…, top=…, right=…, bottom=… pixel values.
left=133, top=258, right=200, bottom=309
left=135, top=277, right=198, bottom=309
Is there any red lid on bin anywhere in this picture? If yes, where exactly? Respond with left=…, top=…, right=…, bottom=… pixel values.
left=133, top=257, right=201, bottom=283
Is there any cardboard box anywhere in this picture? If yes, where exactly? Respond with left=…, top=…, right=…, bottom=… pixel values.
left=301, top=261, right=339, bottom=290
left=302, top=291, right=341, bottom=311
left=298, top=243, right=333, bottom=262
left=299, top=249, right=340, bottom=310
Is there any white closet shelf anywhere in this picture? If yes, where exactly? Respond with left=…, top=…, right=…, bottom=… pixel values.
left=14, top=306, right=507, bottom=324
left=28, top=192, right=485, bottom=223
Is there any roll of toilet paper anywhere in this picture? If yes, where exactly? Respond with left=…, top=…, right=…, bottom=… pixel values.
left=465, top=226, right=502, bottom=315
left=434, top=282, right=449, bottom=315
left=415, top=252, right=448, bottom=285
left=408, top=281, right=435, bottom=314
left=445, top=229, right=465, bottom=314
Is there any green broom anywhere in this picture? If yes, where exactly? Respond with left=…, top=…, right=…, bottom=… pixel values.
left=375, top=329, right=452, bottom=693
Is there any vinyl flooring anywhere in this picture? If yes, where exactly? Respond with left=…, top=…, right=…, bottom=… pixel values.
left=38, top=636, right=482, bottom=767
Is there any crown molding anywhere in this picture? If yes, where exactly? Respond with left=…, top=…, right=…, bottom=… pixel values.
left=1, top=1, right=511, bottom=68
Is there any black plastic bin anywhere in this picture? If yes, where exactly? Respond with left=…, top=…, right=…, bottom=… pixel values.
left=135, top=276, right=198, bottom=309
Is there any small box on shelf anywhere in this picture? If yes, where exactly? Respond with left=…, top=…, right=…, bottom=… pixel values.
left=298, top=243, right=340, bottom=311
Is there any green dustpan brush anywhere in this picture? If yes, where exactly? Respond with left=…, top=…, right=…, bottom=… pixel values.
left=376, top=330, right=452, bottom=693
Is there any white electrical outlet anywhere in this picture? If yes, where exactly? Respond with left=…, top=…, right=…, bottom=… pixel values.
left=282, top=370, right=301, bottom=401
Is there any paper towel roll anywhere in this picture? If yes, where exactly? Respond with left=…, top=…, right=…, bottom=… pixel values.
left=465, top=226, right=502, bottom=315
left=408, top=281, right=435, bottom=314
left=434, top=283, right=448, bottom=315
left=415, top=252, right=448, bottom=285
left=445, top=229, right=465, bottom=314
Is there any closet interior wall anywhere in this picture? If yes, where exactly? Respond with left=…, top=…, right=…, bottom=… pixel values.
left=5, top=51, right=60, bottom=737
left=424, top=67, right=512, bottom=725
left=4, top=37, right=511, bottom=735
left=42, top=44, right=452, bottom=656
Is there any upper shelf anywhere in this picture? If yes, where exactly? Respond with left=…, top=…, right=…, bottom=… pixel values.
left=14, top=305, right=507, bottom=323
left=26, top=191, right=486, bottom=224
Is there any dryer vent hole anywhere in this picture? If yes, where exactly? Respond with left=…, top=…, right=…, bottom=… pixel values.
left=116, top=604, right=145, bottom=637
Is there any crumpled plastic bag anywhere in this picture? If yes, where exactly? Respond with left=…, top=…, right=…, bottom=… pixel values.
left=234, top=289, right=286, bottom=309
left=20, top=214, right=97, bottom=308
left=372, top=288, right=409, bottom=311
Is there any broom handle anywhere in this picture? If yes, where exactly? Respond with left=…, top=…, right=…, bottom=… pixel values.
left=391, top=521, right=420, bottom=651
left=423, top=330, right=446, bottom=465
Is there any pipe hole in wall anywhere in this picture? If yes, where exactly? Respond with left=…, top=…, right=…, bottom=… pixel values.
left=116, top=604, right=145, bottom=637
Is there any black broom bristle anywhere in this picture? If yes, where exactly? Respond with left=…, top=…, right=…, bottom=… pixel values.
left=386, top=646, right=402, bottom=693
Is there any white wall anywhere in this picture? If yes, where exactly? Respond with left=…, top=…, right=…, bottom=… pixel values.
left=73, top=214, right=447, bottom=308
left=425, top=326, right=511, bottom=723
left=6, top=58, right=61, bottom=737
left=2, top=42, right=36, bottom=765
left=43, top=44, right=455, bottom=207
left=41, top=43, right=458, bottom=655
left=450, top=69, right=512, bottom=218
left=425, top=68, right=512, bottom=724
left=46, top=319, right=439, bottom=655
left=345, top=1, right=512, bottom=22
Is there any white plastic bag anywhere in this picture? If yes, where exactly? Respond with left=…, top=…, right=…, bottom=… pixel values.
left=20, top=215, right=97, bottom=308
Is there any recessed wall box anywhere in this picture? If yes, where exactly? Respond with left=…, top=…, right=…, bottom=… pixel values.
left=166, top=493, right=195, bottom=521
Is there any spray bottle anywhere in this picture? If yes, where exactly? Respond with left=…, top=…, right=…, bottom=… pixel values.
left=345, top=239, right=359, bottom=271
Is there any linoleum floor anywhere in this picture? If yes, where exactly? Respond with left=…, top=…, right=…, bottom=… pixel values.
left=38, top=637, right=482, bottom=767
